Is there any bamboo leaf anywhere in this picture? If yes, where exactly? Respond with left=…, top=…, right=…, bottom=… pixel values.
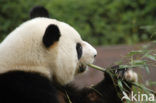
left=145, top=54, right=156, bottom=61
left=118, top=80, right=124, bottom=91
left=128, top=50, right=143, bottom=56
left=144, top=65, right=150, bottom=73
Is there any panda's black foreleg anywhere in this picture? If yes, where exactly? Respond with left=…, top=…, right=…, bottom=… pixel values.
left=65, top=65, right=135, bottom=103
left=65, top=73, right=122, bottom=103
left=91, top=65, right=134, bottom=103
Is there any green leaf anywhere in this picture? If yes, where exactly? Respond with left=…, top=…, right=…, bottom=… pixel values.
left=150, top=82, right=156, bottom=86
left=145, top=54, right=156, bottom=61
left=128, top=50, right=143, bottom=56
left=130, top=60, right=146, bottom=67
left=144, top=65, right=150, bottom=73
left=118, top=80, right=124, bottom=91
left=119, top=65, right=134, bottom=69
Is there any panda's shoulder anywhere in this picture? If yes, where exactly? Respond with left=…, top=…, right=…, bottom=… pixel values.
left=0, top=71, right=59, bottom=103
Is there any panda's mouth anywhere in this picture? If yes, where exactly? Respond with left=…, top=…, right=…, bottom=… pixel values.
left=78, top=64, right=87, bottom=73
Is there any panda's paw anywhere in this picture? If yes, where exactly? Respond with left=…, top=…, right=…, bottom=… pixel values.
left=124, top=69, right=138, bottom=82
left=111, top=65, right=138, bottom=82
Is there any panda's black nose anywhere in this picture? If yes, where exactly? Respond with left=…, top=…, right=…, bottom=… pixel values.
left=94, top=55, right=97, bottom=58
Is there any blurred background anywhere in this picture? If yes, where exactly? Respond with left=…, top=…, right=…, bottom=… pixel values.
left=0, top=0, right=156, bottom=45
left=0, top=0, right=156, bottom=89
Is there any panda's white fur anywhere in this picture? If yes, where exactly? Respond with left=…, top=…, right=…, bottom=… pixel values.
left=0, top=17, right=97, bottom=85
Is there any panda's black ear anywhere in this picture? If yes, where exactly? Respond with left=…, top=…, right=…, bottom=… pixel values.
left=30, top=6, right=49, bottom=19
left=43, top=24, right=61, bottom=48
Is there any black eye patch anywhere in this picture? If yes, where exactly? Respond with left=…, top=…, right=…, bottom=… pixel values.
left=76, top=43, right=82, bottom=60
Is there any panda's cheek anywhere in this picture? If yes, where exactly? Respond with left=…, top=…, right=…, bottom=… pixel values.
left=80, top=54, right=94, bottom=64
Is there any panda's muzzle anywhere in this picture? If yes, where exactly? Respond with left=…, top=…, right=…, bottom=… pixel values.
left=78, top=64, right=87, bottom=73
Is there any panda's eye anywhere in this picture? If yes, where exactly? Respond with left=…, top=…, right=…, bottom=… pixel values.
left=76, top=43, right=82, bottom=60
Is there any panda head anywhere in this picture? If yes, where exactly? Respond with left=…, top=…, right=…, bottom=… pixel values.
left=0, top=6, right=97, bottom=85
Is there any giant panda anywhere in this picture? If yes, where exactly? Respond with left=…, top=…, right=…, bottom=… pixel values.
left=0, top=6, right=138, bottom=103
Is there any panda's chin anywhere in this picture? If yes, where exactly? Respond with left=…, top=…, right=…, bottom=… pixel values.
left=78, top=64, right=87, bottom=73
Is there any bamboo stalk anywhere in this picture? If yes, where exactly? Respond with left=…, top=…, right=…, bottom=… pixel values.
left=87, top=64, right=106, bottom=72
